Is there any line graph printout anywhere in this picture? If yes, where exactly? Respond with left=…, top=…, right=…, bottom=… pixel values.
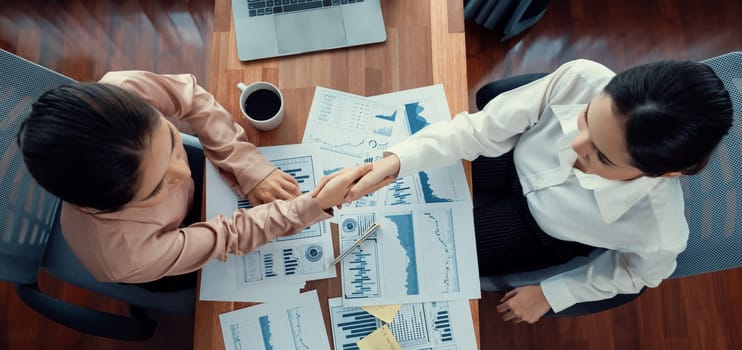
left=303, top=86, right=400, bottom=162
left=380, top=167, right=471, bottom=206
left=337, top=203, right=480, bottom=306
left=220, top=290, right=331, bottom=350
left=370, top=84, right=452, bottom=137
left=200, top=144, right=335, bottom=302
left=328, top=298, right=477, bottom=350
left=368, top=85, right=472, bottom=206
left=303, top=87, right=402, bottom=207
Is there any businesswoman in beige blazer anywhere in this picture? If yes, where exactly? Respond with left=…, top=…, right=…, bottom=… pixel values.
left=18, top=71, right=387, bottom=288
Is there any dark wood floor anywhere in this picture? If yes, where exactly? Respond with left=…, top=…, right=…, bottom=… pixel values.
left=1, top=0, right=741, bottom=349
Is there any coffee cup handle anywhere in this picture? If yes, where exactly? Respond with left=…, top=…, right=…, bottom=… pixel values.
left=237, top=82, right=248, bottom=92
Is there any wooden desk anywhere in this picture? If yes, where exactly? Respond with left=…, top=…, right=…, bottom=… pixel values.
left=194, top=1, right=477, bottom=349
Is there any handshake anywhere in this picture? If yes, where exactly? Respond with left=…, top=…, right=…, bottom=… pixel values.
left=310, top=155, right=401, bottom=210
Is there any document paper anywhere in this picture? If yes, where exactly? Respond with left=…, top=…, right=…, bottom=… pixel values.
left=219, top=290, right=331, bottom=350
left=336, top=203, right=480, bottom=306
left=200, top=144, right=335, bottom=302
left=329, top=297, right=478, bottom=350
left=368, top=85, right=473, bottom=206
left=302, top=86, right=471, bottom=208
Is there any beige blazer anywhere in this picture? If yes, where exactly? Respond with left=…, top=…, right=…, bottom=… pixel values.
left=61, top=71, right=331, bottom=283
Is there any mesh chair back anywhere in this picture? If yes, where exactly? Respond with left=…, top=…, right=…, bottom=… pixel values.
left=674, top=52, right=742, bottom=277
left=1, top=91, right=183, bottom=341
left=0, top=49, right=74, bottom=284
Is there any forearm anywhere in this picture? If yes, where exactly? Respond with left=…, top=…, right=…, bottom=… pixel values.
left=388, top=111, right=520, bottom=178
left=170, top=74, right=275, bottom=195
left=540, top=250, right=677, bottom=312
left=101, top=70, right=276, bottom=196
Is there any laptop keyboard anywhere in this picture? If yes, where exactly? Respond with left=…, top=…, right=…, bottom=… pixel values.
left=247, top=0, right=364, bottom=17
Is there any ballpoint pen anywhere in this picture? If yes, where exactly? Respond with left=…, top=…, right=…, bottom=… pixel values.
left=329, top=223, right=381, bottom=267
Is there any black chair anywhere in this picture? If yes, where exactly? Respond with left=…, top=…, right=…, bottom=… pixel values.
left=464, top=0, right=550, bottom=41
left=1, top=48, right=202, bottom=340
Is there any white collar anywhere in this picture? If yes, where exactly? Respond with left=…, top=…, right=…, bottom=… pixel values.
left=551, top=104, right=661, bottom=224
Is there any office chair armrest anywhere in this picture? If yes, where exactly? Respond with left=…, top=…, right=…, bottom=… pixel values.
left=544, top=288, right=646, bottom=318
left=15, top=283, right=156, bottom=341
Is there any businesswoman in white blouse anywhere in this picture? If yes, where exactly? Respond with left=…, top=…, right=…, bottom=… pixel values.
left=341, top=59, right=734, bottom=323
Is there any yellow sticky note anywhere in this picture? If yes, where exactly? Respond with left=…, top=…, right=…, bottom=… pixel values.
left=361, top=304, right=402, bottom=323
left=357, top=324, right=402, bottom=350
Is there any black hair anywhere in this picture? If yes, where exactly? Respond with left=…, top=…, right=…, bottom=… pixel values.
left=17, top=83, right=159, bottom=211
left=604, top=61, right=734, bottom=176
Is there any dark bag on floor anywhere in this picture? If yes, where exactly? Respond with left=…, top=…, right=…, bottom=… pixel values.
left=464, top=0, right=550, bottom=41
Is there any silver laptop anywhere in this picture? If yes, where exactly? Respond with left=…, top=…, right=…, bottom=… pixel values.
left=232, top=0, right=387, bottom=61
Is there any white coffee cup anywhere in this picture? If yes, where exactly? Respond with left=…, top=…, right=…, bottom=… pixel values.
left=237, top=81, right=284, bottom=131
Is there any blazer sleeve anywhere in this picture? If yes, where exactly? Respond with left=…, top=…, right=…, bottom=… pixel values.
left=72, top=194, right=332, bottom=283
left=99, top=70, right=274, bottom=198
left=540, top=248, right=681, bottom=312
left=388, top=59, right=613, bottom=178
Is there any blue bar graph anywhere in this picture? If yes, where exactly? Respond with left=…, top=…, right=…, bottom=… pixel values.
left=236, top=155, right=325, bottom=244
left=283, top=248, right=299, bottom=275
left=332, top=301, right=466, bottom=350
left=433, top=309, right=453, bottom=343
left=343, top=240, right=380, bottom=298
left=273, top=156, right=315, bottom=191
left=331, top=307, right=380, bottom=350
left=372, top=126, right=393, bottom=137
left=283, top=167, right=310, bottom=184
left=237, top=198, right=251, bottom=209
left=387, top=178, right=415, bottom=205
left=331, top=301, right=466, bottom=349
left=264, top=252, right=277, bottom=278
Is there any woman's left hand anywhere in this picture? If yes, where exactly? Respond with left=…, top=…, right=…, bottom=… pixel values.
left=247, top=169, right=301, bottom=205
left=495, top=285, right=552, bottom=324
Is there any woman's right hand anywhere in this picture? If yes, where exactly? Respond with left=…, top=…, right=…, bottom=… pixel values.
left=312, top=164, right=375, bottom=209
left=345, top=155, right=400, bottom=202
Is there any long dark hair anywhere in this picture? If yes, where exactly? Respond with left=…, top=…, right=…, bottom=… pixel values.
left=604, top=61, right=734, bottom=176
left=17, top=83, right=159, bottom=211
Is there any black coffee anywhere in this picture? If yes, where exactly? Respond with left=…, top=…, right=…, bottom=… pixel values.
left=244, top=89, right=281, bottom=121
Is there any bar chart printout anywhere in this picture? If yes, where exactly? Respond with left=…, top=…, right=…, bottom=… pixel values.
left=330, top=301, right=381, bottom=350
left=235, top=155, right=324, bottom=241
left=201, top=144, right=335, bottom=302
left=338, top=203, right=480, bottom=307
left=219, top=291, right=330, bottom=350
left=340, top=214, right=381, bottom=298
left=329, top=298, right=478, bottom=350
left=369, top=84, right=473, bottom=207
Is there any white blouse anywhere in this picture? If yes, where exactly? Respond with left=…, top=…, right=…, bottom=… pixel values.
left=387, top=59, right=688, bottom=312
